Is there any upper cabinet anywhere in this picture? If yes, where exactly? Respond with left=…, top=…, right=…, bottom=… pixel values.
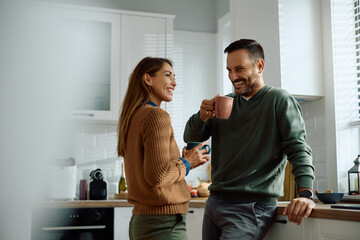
left=42, top=3, right=174, bottom=122
left=50, top=7, right=121, bottom=121
left=230, top=0, right=324, bottom=98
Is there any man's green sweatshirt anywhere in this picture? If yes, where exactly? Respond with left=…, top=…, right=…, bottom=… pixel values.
left=183, top=86, right=315, bottom=205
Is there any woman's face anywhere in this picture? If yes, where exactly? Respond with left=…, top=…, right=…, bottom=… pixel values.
left=145, top=62, right=176, bottom=106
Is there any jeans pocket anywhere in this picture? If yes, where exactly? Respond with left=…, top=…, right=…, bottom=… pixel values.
left=171, top=214, right=186, bottom=232
left=252, top=203, right=277, bottom=239
left=253, top=203, right=277, bottom=220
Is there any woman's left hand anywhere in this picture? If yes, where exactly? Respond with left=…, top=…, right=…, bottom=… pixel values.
left=182, top=142, right=210, bottom=169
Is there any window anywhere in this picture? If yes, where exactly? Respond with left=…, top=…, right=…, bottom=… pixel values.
left=328, top=0, right=360, bottom=193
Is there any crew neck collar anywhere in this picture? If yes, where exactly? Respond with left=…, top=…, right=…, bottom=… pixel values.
left=146, top=101, right=158, bottom=107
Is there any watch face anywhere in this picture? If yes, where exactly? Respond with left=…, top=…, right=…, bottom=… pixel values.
left=300, top=190, right=313, bottom=199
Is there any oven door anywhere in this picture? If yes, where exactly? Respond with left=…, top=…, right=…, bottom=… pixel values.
left=31, top=208, right=114, bottom=240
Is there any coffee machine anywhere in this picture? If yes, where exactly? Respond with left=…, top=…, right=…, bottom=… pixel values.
left=88, top=168, right=108, bottom=200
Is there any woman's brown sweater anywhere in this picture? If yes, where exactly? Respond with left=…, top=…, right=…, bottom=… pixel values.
left=124, top=104, right=190, bottom=215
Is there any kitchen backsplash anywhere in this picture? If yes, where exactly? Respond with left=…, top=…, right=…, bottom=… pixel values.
left=68, top=122, right=120, bottom=197
left=300, top=98, right=327, bottom=192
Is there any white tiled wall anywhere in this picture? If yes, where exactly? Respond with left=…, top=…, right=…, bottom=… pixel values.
left=299, top=98, right=327, bottom=192
left=68, top=122, right=121, bottom=197
left=73, top=124, right=118, bottom=164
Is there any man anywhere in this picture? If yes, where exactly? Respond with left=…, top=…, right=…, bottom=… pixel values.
left=183, top=39, right=315, bottom=240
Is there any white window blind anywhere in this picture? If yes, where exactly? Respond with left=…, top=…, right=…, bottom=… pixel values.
left=348, top=0, right=360, bottom=125
left=330, top=0, right=357, bottom=126
left=354, top=0, right=360, bottom=125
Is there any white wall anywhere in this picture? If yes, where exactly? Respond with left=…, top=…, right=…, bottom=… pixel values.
left=172, top=30, right=217, bottom=185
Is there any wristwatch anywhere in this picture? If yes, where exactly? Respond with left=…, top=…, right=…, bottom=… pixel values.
left=298, top=189, right=313, bottom=199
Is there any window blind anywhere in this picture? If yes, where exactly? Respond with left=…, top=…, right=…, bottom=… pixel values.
left=330, top=0, right=357, bottom=125
left=354, top=0, right=360, bottom=124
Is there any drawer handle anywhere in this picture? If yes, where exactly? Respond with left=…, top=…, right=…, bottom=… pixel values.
left=274, top=219, right=287, bottom=224
left=42, top=225, right=106, bottom=231
left=73, top=113, right=95, bottom=117
left=188, top=210, right=194, bottom=214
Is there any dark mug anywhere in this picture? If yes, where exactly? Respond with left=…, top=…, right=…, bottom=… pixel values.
left=186, top=142, right=211, bottom=154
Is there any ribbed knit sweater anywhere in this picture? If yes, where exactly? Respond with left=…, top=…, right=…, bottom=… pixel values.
left=124, top=104, right=190, bottom=215
left=184, top=86, right=315, bottom=205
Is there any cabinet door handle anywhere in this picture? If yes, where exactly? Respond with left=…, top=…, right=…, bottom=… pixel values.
left=188, top=210, right=194, bottom=214
left=73, top=113, right=95, bottom=117
left=42, top=225, right=106, bottom=231
left=274, top=219, right=287, bottom=224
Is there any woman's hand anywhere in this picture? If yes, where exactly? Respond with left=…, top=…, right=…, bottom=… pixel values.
left=182, top=142, right=210, bottom=169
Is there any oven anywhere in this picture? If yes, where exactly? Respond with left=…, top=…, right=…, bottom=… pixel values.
left=31, top=207, right=114, bottom=240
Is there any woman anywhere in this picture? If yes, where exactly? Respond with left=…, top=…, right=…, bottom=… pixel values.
left=117, top=57, right=210, bottom=240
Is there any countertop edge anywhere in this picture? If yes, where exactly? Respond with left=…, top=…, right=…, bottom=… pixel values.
left=36, top=199, right=207, bottom=208
left=276, top=203, right=360, bottom=222
left=37, top=200, right=360, bottom=222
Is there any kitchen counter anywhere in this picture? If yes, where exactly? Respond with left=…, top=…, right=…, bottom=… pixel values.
left=39, top=198, right=207, bottom=209
left=39, top=199, right=360, bottom=222
left=276, top=201, right=360, bottom=222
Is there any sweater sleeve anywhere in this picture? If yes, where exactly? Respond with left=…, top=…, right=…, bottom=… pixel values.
left=183, top=111, right=212, bottom=143
left=276, top=94, right=315, bottom=189
left=142, top=108, right=187, bottom=187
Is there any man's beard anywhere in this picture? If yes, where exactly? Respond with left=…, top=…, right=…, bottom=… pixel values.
left=235, top=82, right=255, bottom=97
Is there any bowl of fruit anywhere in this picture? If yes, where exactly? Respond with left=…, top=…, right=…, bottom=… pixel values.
left=189, top=179, right=211, bottom=198
left=315, top=190, right=344, bottom=204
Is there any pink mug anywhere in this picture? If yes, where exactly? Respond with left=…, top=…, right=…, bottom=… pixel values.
left=215, top=96, right=233, bottom=119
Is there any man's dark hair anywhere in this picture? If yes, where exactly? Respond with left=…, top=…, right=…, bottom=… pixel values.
left=224, top=39, right=265, bottom=63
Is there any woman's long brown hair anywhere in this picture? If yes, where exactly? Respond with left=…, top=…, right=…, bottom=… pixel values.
left=117, top=57, right=173, bottom=157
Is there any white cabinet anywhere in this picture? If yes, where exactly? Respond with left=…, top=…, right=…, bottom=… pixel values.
left=264, top=216, right=307, bottom=240
left=230, top=0, right=323, bottom=98
left=186, top=207, right=204, bottom=240
left=265, top=217, right=360, bottom=240
left=277, top=0, right=323, bottom=97
left=46, top=4, right=174, bottom=121
left=50, top=7, right=121, bottom=121
left=316, top=218, right=360, bottom=240
left=114, top=207, right=133, bottom=240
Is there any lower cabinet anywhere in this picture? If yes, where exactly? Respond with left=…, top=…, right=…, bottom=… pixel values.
left=316, top=218, right=360, bottom=240
left=187, top=207, right=205, bottom=240
left=264, top=216, right=307, bottom=240
left=114, top=207, right=133, bottom=240
left=264, top=216, right=360, bottom=240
